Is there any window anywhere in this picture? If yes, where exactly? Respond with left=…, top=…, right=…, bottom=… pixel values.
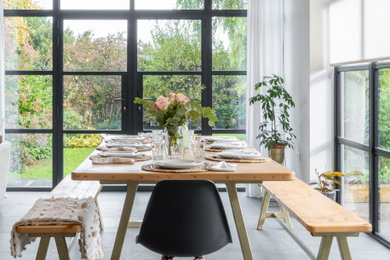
left=4, top=0, right=247, bottom=189
left=335, top=62, right=390, bottom=248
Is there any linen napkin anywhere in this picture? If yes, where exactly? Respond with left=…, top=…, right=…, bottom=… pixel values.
left=98, top=147, right=137, bottom=153
left=210, top=161, right=237, bottom=172
left=89, top=155, right=135, bottom=165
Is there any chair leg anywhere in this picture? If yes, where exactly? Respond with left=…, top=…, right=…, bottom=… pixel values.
left=161, top=256, right=174, bottom=260
left=194, top=256, right=206, bottom=260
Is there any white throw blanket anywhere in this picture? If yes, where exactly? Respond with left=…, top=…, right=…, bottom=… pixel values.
left=10, top=197, right=103, bottom=260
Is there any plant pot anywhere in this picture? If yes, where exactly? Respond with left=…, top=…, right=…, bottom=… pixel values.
left=321, top=190, right=336, bottom=201
left=268, top=143, right=286, bottom=164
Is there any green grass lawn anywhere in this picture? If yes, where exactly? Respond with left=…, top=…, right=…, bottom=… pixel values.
left=10, top=147, right=95, bottom=179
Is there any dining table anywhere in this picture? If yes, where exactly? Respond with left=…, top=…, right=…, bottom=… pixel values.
left=72, top=148, right=295, bottom=260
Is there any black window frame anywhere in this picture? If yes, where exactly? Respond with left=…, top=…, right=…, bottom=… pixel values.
left=4, top=0, right=247, bottom=191
left=335, top=61, right=390, bottom=249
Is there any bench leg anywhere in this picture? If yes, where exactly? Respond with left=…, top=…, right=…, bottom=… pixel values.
left=54, top=236, right=70, bottom=260
left=317, top=235, right=333, bottom=260
left=257, top=190, right=271, bottom=230
left=337, top=236, right=352, bottom=260
left=36, top=236, right=50, bottom=260
left=280, top=205, right=292, bottom=230
left=257, top=190, right=292, bottom=230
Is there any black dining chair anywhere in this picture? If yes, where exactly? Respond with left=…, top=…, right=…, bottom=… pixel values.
left=136, top=180, right=232, bottom=260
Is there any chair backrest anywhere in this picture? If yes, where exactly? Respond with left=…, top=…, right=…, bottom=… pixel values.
left=138, top=180, right=232, bottom=257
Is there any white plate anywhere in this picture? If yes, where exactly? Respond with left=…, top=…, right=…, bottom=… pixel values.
left=98, top=151, right=139, bottom=158
left=217, top=150, right=263, bottom=160
left=203, top=136, right=239, bottom=142
left=210, top=141, right=248, bottom=149
left=106, top=142, right=148, bottom=148
left=108, top=138, right=141, bottom=144
left=154, top=159, right=203, bottom=169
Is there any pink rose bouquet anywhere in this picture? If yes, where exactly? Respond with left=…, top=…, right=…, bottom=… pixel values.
left=134, top=92, right=217, bottom=144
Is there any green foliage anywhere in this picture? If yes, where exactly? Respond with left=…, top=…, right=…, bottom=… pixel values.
left=65, top=134, right=102, bottom=148
left=249, top=75, right=296, bottom=149
left=6, top=0, right=248, bottom=177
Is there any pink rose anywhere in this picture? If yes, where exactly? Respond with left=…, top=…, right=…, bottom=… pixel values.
left=175, top=93, right=190, bottom=105
left=155, top=96, right=169, bottom=110
left=168, top=93, right=176, bottom=103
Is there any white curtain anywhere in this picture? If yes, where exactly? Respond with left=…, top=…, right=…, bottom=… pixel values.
left=246, top=0, right=284, bottom=197
left=0, top=0, right=4, bottom=136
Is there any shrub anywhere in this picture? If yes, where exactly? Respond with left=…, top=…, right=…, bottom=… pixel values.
left=65, top=134, right=102, bottom=148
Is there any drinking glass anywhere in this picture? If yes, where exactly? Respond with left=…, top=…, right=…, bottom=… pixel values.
left=152, top=141, right=164, bottom=162
left=152, top=130, right=163, bottom=142
left=170, top=143, right=183, bottom=160
left=192, top=136, right=205, bottom=162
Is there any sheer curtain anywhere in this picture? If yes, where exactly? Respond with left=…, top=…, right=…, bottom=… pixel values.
left=246, top=0, right=284, bottom=197
left=0, top=0, right=4, bottom=135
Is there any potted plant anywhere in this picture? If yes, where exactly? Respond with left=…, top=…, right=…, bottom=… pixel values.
left=312, top=169, right=344, bottom=200
left=249, top=75, right=296, bottom=163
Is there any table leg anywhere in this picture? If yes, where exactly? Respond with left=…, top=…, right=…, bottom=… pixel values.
left=225, top=182, right=253, bottom=260
left=111, top=182, right=138, bottom=260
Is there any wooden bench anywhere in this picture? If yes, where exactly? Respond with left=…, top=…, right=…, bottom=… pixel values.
left=15, top=175, right=103, bottom=260
left=258, top=178, right=372, bottom=260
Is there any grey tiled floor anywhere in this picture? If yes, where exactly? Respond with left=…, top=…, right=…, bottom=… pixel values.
left=1, top=191, right=390, bottom=260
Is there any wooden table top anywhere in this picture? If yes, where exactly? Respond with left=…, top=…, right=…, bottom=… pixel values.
left=72, top=150, right=295, bottom=183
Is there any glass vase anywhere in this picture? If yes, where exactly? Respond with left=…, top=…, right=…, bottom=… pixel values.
left=164, top=125, right=184, bottom=159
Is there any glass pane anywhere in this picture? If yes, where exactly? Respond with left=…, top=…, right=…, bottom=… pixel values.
left=138, top=20, right=201, bottom=71
left=342, top=70, right=369, bottom=144
left=6, top=133, right=52, bottom=188
left=64, top=20, right=127, bottom=71
left=63, top=134, right=102, bottom=177
left=4, top=17, right=53, bottom=70
left=342, top=145, right=370, bottom=221
left=4, top=0, right=52, bottom=9
left=379, top=68, right=390, bottom=150
left=64, top=75, right=122, bottom=130
left=5, top=75, right=52, bottom=129
left=379, top=156, right=390, bottom=240
left=212, top=17, right=247, bottom=71
left=142, top=75, right=202, bottom=130
left=212, top=0, right=248, bottom=9
left=61, top=0, right=129, bottom=9
left=213, top=75, right=246, bottom=130
left=135, top=0, right=203, bottom=10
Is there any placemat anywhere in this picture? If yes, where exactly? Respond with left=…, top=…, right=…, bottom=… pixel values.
left=142, top=164, right=209, bottom=173
left=205, top=155, right=271, bottom=163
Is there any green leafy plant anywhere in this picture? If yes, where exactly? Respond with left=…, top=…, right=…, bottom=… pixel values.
left=313, top=169, right=345, bottom=193
left=249, top=75, right=296, bottom=149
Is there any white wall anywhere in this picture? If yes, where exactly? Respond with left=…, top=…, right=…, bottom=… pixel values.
left=310, top=0, right=334, bottom=181
left=284, top=0, right=311, bottom=182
